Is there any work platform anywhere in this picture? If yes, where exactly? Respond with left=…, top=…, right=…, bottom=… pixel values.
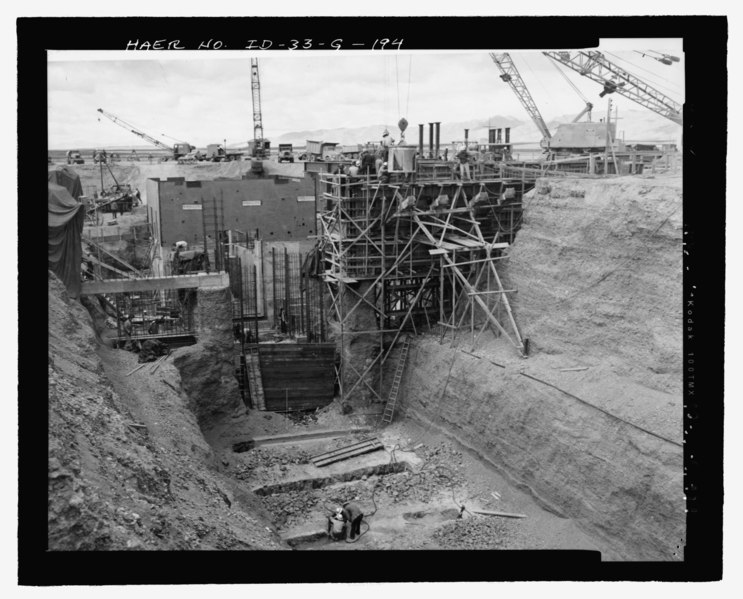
left=80, top=272, right=230, bottom=295
left=316, top=162, right=534, bottom=409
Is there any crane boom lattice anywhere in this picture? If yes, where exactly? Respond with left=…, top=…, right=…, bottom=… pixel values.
left=96, top=108, right=171, bottom=152
left=251, top=58, right=263, bottom=142
left=489, top=53, right=552, bottom=145
left=542, top=51, right=683, bottom=125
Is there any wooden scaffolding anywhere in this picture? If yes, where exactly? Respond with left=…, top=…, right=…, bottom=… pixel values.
left=318, top=162, right=533, bottom=405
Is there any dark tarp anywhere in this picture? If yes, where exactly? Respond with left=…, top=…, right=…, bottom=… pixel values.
left=48, top=183, right=85, bottom=298
left=48, top=165, right=83, bottom=199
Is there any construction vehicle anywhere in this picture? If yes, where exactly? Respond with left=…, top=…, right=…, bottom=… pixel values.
left=304, top=140, right=340, bottom=161
left=206, top=144, right=243, bottom=162
left=634, top=50, right=680, bottom=67
left=93, top=149, right=107, bottom=164
left=97, top=108, right=196, bottom=161
left=339, top=144, right=363, bottom=160
left=490, top=52, right=613, bottom=156
left=66, top=150, right=85, bottom=165
left=249, top=58, right=269, bottom=170
left=542, top=51, right=683, bottom=125
left=278, top=143, right=294, bottom=163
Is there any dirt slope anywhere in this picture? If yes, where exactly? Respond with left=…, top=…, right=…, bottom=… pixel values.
left=48, top=273, right=283, bottom=550
left=400, top=174, right=684, bottom=561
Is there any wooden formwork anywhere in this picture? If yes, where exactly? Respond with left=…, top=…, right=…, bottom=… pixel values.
left=317, top=165, right=534, bottom=405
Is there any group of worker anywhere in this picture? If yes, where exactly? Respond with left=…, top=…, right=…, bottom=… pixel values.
left=327, top=500, right=365, bottom=542
left=332, top=128, right=477, bottom=192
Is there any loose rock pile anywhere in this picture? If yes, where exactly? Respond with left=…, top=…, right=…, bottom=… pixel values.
left=234, top=447, right=313, bottom=480
left=261, top=489, right=321, bottom=528
left=433, top=515, right=520, bottom=549
left=378, top=442, right=467, bottom=504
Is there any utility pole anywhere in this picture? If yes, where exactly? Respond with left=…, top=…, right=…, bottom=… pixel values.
left=605, top=98, right=612, bottom=172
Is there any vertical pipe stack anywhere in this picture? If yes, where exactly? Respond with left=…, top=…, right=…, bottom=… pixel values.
left=464, top=128, right=469, bottom=149
left=428, top=123, right=434, bottom=157
left=434, top=122, right=441, bottom=158
left=418, top=124, right=424, bottom=156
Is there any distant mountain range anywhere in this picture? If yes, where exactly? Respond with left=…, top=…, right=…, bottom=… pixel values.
left=272, top=110, right=681, bottom=147
left=51, top=109, right=681, bottom=152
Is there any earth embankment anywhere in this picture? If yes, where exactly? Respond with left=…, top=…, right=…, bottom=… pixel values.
left=401, top=175, right=684, bottom=560
left=48, top=273, right=282, bottom=550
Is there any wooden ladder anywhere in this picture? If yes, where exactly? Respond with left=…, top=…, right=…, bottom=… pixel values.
left=244, top=346, right=266, bottom=410
left=381, top=336, right=411, bottom=425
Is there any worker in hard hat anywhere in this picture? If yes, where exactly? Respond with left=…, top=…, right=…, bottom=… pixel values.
left=327, top=508, right=346, bottom=541
left=341, top=500, right=364, bottom=540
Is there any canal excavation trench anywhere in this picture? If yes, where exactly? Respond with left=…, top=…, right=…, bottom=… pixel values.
left=212, top=420, right=607, bottom=553
left=54, top=173, right=683, bottom=559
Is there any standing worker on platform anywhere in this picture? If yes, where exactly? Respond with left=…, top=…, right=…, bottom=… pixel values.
left=456, top=145, right=471, bottom=181
left=381, top=129, right=394, bottom=161
left=341, top=500, right=364, bottom=540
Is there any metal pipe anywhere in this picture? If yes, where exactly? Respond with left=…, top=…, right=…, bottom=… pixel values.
left=418, top=124, right=424, bottom=156
left=464, top=128, right=469, bottom=150
left=434, top=122, right=441, bottom=158
left=428, top=123, right=434, bottom=157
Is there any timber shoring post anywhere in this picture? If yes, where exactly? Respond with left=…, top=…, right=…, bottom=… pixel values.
left=253, top=264, right=259, bottom=342
left=284, top=247, right=290, bottom=336
left=272, top=246, right=277, bottom=330
left=238, top=257, right=245, bottom=354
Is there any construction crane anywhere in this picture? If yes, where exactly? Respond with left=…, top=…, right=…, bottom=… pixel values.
left=489, top=53, right=552, bottom=148
left=542, top=51, right=683, bottom=126
left=96, top=108, right=195, bottom=161
left=634, top=50, right=680, bottom=66
left=249, top=58, right=269, bottom=160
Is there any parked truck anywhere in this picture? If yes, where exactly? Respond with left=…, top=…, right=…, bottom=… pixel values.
left=66, top=150, right=85, bottom=165
left=205, top=144, right=243, bottom=162
left=304, top=140, right=340, bottom=161
left=278, top=143, right=294, bottom=163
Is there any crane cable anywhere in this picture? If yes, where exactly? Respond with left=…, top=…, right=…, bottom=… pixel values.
left=548, top=58, right=590, bottom=104
left=406, top=55, right=413, bottom=116
left=396, top=55, right=401, bottom=116
left=394, top=55, right=413, bottom=120
left=604, top=51, right=683, bottom=99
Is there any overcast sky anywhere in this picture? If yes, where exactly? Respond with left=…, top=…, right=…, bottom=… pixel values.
left=47, top=42, right=684, bottom=149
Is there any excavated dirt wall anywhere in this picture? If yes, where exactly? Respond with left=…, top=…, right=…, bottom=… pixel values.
left=399, top=175, right=684, bottom=561
left=172, top=286, right=243, bottom=429
left=48, top=273, right=281, bottom=550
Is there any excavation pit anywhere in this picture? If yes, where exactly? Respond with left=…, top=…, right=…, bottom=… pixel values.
left=251, top=453, right=418, bottom=496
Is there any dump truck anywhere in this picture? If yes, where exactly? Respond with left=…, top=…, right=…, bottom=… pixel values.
left=66, top=150, right=84, bottom=165
left=304, top=140, right=340, bottom=161
left=339, top=144, right=363, bottom=160
left=278, top=143, right=294, bottom=163
left=205, top=144, right=243, bottom=162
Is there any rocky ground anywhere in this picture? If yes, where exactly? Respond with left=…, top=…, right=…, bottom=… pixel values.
left=48, top=273, right=283, bottom=550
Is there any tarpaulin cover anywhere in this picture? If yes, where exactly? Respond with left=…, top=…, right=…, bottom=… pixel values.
left=48, top=183, right=85, bottom=298
left=48, top=165, right=83, bottom=199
